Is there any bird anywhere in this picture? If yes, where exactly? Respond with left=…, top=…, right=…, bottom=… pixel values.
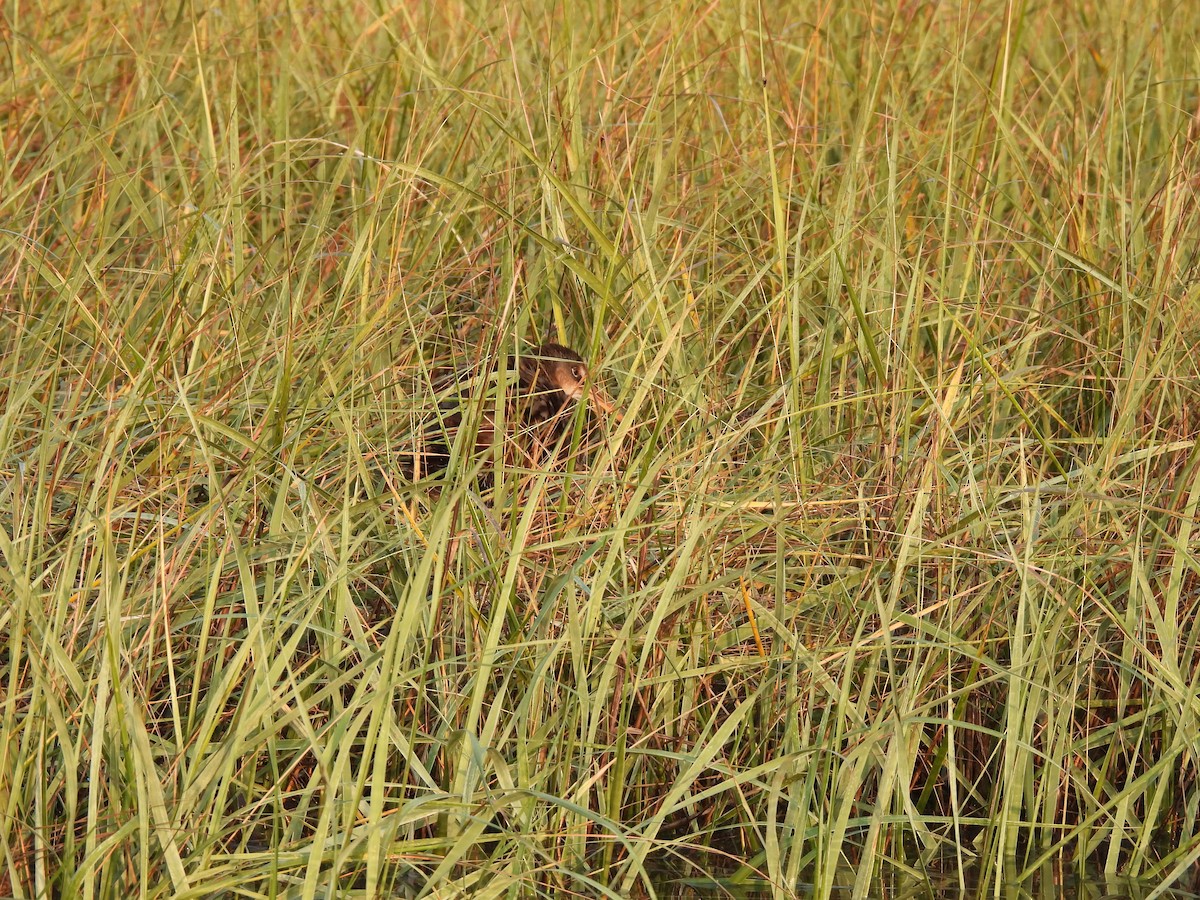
left=408, top=343, right=610, bottom=479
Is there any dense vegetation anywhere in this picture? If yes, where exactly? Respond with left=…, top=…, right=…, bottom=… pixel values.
left=3, top=0, right=1200, bottom=895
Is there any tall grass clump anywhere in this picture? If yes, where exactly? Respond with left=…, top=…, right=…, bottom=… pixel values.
left=3, top=0, right=1200, bottom=896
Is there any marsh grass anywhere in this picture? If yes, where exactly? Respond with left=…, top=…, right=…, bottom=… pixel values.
left=4, top=0, right=1200, bottom=896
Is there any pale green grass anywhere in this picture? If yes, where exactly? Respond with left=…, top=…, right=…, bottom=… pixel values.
left=3, top=0, right=1200, bottom=897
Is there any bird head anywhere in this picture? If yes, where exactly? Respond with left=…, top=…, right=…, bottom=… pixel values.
left=520, top=344, right=613, bottom=418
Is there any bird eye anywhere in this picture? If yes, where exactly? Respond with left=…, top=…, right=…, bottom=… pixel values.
left=570, top=366, right=582, bottom=381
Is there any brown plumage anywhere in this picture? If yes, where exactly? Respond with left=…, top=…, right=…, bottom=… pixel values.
left=409, top=343, right=609, bottom=479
